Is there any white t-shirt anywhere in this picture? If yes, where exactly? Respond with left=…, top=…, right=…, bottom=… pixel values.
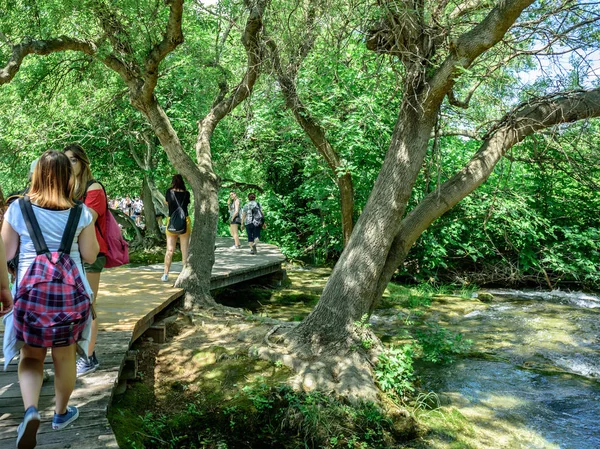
left=4, top=199, right=94, bottom=297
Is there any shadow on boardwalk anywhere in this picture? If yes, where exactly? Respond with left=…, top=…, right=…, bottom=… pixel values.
left=0, top=237, right=285, bottom=448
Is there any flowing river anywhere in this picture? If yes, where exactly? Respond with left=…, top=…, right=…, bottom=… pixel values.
left=394, top=290, right=600, bottom=449
left=238, top=269, right=600, bottom=448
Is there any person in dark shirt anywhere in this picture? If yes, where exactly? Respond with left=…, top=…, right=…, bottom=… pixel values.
left=162, top=174, right=191, bottom=282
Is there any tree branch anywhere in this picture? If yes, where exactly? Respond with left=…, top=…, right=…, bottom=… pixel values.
left=373, top=86, right=600, bottom=302
left=0, top=37, right=97, bottom=86
left=143, top=0, right=184, bottom=101
left=427, top=0, right=535, bottom=108
left=448, top=0, right=493, bottom=21
left=200, top=0, right=267, bottom=134
left=416, top=88, right=600, bottom=259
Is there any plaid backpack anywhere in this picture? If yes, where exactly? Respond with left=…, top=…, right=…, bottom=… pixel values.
left=13, top=197, right=91, bottom=348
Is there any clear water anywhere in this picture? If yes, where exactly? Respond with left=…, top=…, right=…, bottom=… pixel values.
left=412, top=290, right=600, bottom=449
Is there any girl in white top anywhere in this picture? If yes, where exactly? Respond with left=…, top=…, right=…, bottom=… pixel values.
left=1, top=150, right=99, bottom=446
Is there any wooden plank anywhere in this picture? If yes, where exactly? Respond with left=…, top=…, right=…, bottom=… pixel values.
left=0, top=237, right=286, bottom=448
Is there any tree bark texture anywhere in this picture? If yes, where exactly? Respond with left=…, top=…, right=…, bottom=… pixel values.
left=290, top=0, right=544, bottom=347
left=290, top=95, right=437, bottom=346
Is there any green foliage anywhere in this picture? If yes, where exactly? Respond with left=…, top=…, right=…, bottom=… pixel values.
left=1, top=0, right=599, bottom=292
left=403, top=123, right=600, bottom=289
left=120, top=384, right=411, bottom=449
left=375, top=345, right=415, bottom=399
left=383, top=282, right=473, bottom=366
left=353, top=314, right=376, bottom=350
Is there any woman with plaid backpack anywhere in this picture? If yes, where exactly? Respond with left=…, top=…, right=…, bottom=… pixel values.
left=2, top=151, right=99, bottom=448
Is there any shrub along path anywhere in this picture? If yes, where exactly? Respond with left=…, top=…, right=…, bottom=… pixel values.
left=0, top=237, right=285, bottom=448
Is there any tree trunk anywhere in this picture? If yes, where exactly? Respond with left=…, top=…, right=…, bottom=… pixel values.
left=140, top=97, right=219, bottom=308
left=338, top=173, right=354, bottom=244
left=291, top=94, right=436, bottom=345
left=262, top=91, right=437, bottom=402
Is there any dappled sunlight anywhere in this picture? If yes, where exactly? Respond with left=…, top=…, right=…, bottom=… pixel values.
left=151, top=315, right=289, bottom=410
left=0, top=238, right=286, bottom=447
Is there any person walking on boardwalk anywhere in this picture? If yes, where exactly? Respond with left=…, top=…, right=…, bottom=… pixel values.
left=162, top=174, right=191, bottom=282
left=227, top=191, right=242, bottom=249
left=2, top=151, right=99, bottom=448
left=241, top=193, right=264, bottom=255
left=63, top=144, right=107, bottom=377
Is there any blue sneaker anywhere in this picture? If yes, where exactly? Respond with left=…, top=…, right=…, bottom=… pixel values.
left=76, top=354, right=97, bottom=378
left=16, top=406, right=40, bottom=449
left=52, top=406, right=79, bottom=430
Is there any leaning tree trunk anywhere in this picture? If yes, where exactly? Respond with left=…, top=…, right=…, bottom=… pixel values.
left=263, top=88, right=438, bottom=401
left=291, top=93, right=436, bottom=345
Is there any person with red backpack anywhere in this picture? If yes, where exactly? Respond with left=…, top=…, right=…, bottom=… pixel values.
left=1, top=151, right=99, bottom=448
left=63, top=144, right=107, bottom=377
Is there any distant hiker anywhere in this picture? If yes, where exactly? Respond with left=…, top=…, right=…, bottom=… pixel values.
left=162, top=174, right=191, bottom=282
left=132, top=197, right=143, bottom=226
left=241, top=193, right=264, bottom=255
left=63, top=144, right=106, bottom=377
left=2, top=150, right=99, bottom=446
left=227, top=191, right=242, bottom=249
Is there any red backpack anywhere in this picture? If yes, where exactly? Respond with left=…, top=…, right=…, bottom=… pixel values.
left=13, top=197, right=91, bottom=347
left=84, top=180, right=129, bottom=268
left=102, top=209, right=129, bottom=268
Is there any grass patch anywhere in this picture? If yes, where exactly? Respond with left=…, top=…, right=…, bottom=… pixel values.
left=108, top=382, right=156, bottom=449
left=120, top=384, right=416, bottom=449
left=413, top=407, right=477, bottom=449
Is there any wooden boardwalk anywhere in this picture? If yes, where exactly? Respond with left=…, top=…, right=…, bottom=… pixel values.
left=0, top=237, right=285, bottom=448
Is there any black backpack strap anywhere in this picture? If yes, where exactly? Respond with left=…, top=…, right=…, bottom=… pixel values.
left=171, top=189, right=182, bottom=209
left=58, top=202, right=83, bottom=255
left=82, top=179, right=97, bottom=203
left=19, top=196, right=50, bottom=257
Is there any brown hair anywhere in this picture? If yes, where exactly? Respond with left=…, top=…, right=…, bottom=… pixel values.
left=63, top=143, right=93, bottom=200
left=170, top=174, right=187, bottom=191
left=248, top=193, right=256, bottom=201
left=28, top=151, right=75, bottom=210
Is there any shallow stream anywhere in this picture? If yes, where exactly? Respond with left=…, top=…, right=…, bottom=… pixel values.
left=227, top=270, right=600, bottom=448
left=386, top=289, right=600, bottom=449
